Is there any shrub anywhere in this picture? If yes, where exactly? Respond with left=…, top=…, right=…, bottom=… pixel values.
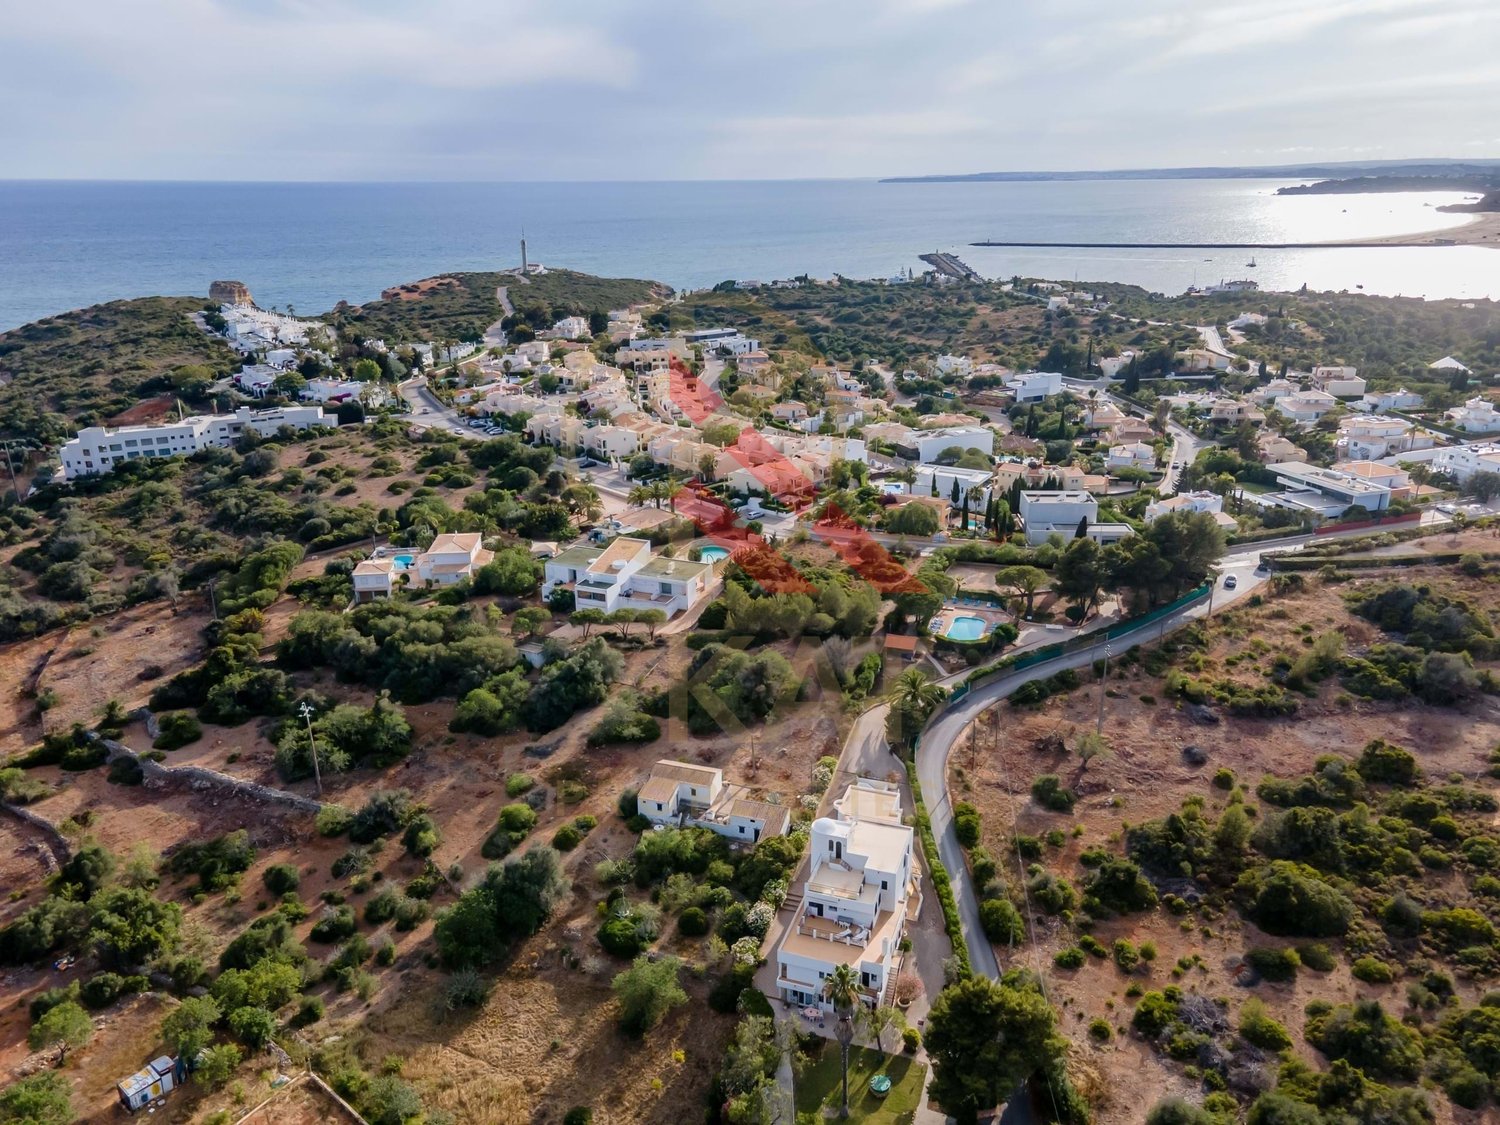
left=349, top=790, right=418, bottom=844
left=1084, top=857, right=1158, bottom=915
left=678, top=907, right=710, bottom=937
left=1031, top=774, right=1078, bottom=812
left=294, top=995, right=324, bottom=1026
left=902, top=1027, right=920, bottom=1053
left=1245, top=946, right=1299, bottom=983
left=1088, top=1018, right=1112, bottom=1042
left=1211, top=768, right=1235, bottom=790
left=564, top=1110, right=593, bottom=1125
left=1234, top=861, right=1354, bottom=937
left=506, top=773, right=535, bottom=797
left=1351, top=956, right=1396, bottom=984
left=1113, top=940, right=1141, bottom=973
left=483, top=802, right=538, bottom=858
left=401, top=814, right=441, bottom=858
left=979, top=898, right=1024, bottom=945
left=953, top=802, right=982, bottom=848
left=1239, top=998, right=1292, bottom=1050
left=598, top=915, right=645, bottom=958
left=1357, top=739, right=1419, bottom=785
left=552, top=824, right=584, bottom=851
left=168, top=830, right=256, bottom=892
left=1304, top=998, right=1423, bottom=1079
left=310, top=905, right=357, bottom=944
left=262, top=864, right=300, bottom=895
left=1295, top=943, right=1336, bottom=972
left=152, top=711, right=203, bottom=751
left=1054, top=946, right=1086, bottom=969
left=316, top=804, right=353, bottom=837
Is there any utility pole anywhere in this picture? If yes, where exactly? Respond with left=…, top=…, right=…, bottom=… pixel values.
left=0, top=442, right=20, bottom=502
left=299, top=701, right=323, bottom=797
left=207, top=579, right=219, bottom=621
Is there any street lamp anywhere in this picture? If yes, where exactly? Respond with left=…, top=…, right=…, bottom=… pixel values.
left=299, top=701, right=323, bottom=797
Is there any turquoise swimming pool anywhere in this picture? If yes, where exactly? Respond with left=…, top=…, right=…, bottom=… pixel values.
left=392, top=554, right=415, bottom=569
left=699, top=545, right=730, bottom=562
left=945, top=615, right=988, bottom=642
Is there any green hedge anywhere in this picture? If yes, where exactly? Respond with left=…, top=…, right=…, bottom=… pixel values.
left=908, top=769, right=971, bottom=978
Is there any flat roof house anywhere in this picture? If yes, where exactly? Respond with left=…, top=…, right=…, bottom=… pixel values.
left=415, top=533, right=493, bottom=587
left=1264, top=461, right=1392, bottom=515
left=1018, top=490, right=1133, bottom=546
left=773, top=778, right=915, bottom=1010
left=59, top=405, right=330, bottom=480
left=636, top=760, right=790, bottom=843
left=542, top=536, right=712, bottom=618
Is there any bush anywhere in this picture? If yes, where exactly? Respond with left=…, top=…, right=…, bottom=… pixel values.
left=564, top=1110, right=594, bottom=1125
left=1113, top=940, right=1141, bottom=973
left=552, top=824, right=584, bottom=851
left=953, top=802, right=982, bottom=848
left=1031, top=774, right=1077, bottom=812
left=167, top=829, right=256, bottom=892
left=1054, top=946, right=1086, bottom=969
left=1239, top=998, right=1292, bottom=1050
left=1304, top=998, right=1423, bottom=1080
left=506, top=773, right=535, bottom=797
left=262, top=864, right=300, bottom=895
left=316, top=804, right=354, bottom=837
left=1235, top=861, right=1354, bottom=937
left=1245, top=946, right=1300, bottom=983
left=678, top=906, right=710, bottom=937
left=979, top=897, right=1024, bottom=945
left=1088, top=1018, right=1112, bottom=1042
left=349, top=789, right=418, bottom=844
left=1295, top=943, right=1337, bottom=972
left=483, top=802, right=538, bottom=859
left=902, top=1027, right=920, bottom=1053
left=1351, top=956, right=1396, bottom=984
left=310, top=905, right=357, bottom=944
left=1084, top=857, right=1157, bottom=915
left=1212, top=768, right=1235, bottom=790
left=294, top=995, right=324, bottom=1026
left=598, top=915, right=644, bottom=958
left=152, top=711, right=203, bottom=751
left=401, top=814, right=441, bottom=858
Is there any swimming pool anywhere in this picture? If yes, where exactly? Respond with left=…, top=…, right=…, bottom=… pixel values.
left=391, top=554, right=415, bottom=569
left=945, top=615, right=988, bottom=642
left=699, top=545, right=730, bottom=563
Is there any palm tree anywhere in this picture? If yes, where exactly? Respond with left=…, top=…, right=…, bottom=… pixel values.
left=892, top=667, right=944, bottom=715
left=824, top=964, right=861, bottom=1119
left=627, top=485, right=651, bottom=509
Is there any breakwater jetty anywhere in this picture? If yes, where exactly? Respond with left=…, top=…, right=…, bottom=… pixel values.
left=969, top=239, right=1456, bottom=249
left=920, top=251, right=983, bottom=280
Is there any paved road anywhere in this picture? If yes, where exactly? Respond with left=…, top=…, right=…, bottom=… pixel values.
left=397, top=378, right=475, bottom=439
left=1196, top=324, right=1236, bottom=361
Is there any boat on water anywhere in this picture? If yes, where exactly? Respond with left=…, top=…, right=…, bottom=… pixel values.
left=1246, top=257, right=1257, bottom=268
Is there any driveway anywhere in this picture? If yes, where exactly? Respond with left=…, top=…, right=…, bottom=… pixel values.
left=397, top=378, right=475, bottom=439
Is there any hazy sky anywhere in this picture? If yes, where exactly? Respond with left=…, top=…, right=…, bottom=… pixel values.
left=4, top=0, right=1498, bottom=181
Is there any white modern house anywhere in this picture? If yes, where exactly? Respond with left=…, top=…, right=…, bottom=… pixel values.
left=913, top=464, right=993, bottom=508
left=1007, top=371, right=1063, bottom=402
left=352, top=558, right=397, bottom=603
left=1361, top=388, right=1424, bottom=413
left=416, top=533, right=493, bottom=587
left=1446, top=398, right=1500, bottom=434
left=541, top=536, right=712, bottom=617
left=59, top=405, right=330, bottom=480
left=1017, top=490, right=1131, bottom=545
left=1311, top=366, right=1367, bottom=398
left=1273, top=390, right=1339, bottom=426
left=773, top=778, right=915, bottom=1010
left=912, top=426, right=994, bottom=464
left=1145, top=491, right=1236, bottom=529
left=1433, top=444, right=1500, bottom=483
left=1264, top=461, right=1392, bottom=515
left=551, top=316, right=591, bottom=341
left=636, top=760, right=790, bottom=843
left=934, top=354, right=972, bottom=377
left=1106, top=442, right=1157, bottom=471
left=1337, top=415, right=1431, bottom=460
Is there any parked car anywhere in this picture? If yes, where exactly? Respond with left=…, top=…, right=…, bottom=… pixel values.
left=1223, top=575, right=1237, bottom=589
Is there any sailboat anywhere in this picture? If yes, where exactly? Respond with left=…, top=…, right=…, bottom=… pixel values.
left=1245, top=256, right=1258, bottom=268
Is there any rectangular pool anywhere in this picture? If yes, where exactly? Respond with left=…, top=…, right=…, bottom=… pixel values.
left=945, top=615, right=987, bottom=642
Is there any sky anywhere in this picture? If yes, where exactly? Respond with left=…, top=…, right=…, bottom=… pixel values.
left=3, top=0, right=1499, bottom=181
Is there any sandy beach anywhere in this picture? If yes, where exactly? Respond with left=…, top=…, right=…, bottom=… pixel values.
left=1344, top=208, right=1500, bottom=248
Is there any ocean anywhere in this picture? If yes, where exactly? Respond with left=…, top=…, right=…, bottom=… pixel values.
left=1, top=178, right=1495, bottom=332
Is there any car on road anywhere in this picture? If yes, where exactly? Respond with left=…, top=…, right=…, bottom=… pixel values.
left=1223, top=575, right=1237, bottom=589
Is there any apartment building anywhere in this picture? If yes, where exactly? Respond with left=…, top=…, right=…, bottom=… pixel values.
left=60, top=405, right=330, bottom=479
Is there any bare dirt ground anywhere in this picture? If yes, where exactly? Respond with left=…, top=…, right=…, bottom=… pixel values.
left=948, top=569, right=1500, bottom=1125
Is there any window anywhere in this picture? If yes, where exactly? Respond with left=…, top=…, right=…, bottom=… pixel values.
left=738, top=825, right=746, bottom=835
left=881, top=880, right=887, bottom=891
left=660, top=582, right=672, bottom=594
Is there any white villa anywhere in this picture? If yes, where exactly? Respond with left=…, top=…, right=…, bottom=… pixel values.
left=773, top=778, right=916, bottom=1010
left=541, top=536, right=712, bottom=617
left=636, top=760, right=790, bottom=843
left=1145, top=491, right=1236, bottom=529
left=352, top=534, right=494, bottom=600
left=1018, top=490, right=1133, bottom=546
left=59, top=405, right=330, bottom=480
left=1311, top=366, right=1367, bottom=398
left=1006, top=371, right=1063, bottom=402
left=1273, top=390, right=1339, bottom=427
left=1361, top=388, right=1424, bottom=413
left=1446, top=398, right=1500, bottom=434
left=1106, top=441, right=1157, bottom=470
left=911, top=426, right=994, bottom=464
left=1433, top=443, right=1500, bottom=483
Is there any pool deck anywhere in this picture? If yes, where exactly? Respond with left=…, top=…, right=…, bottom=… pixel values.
left=930, top=604, right=1007, bottom=640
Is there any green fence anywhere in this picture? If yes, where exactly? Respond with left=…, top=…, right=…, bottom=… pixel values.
left=950, top=582, right=1213, bottom=702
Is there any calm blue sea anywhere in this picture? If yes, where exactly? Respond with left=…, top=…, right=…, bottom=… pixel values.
left=1, top=178, right=1495, bottom=331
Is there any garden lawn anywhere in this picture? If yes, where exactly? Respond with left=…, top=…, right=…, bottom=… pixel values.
left=794, top=1044, right=926, bottom=1124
